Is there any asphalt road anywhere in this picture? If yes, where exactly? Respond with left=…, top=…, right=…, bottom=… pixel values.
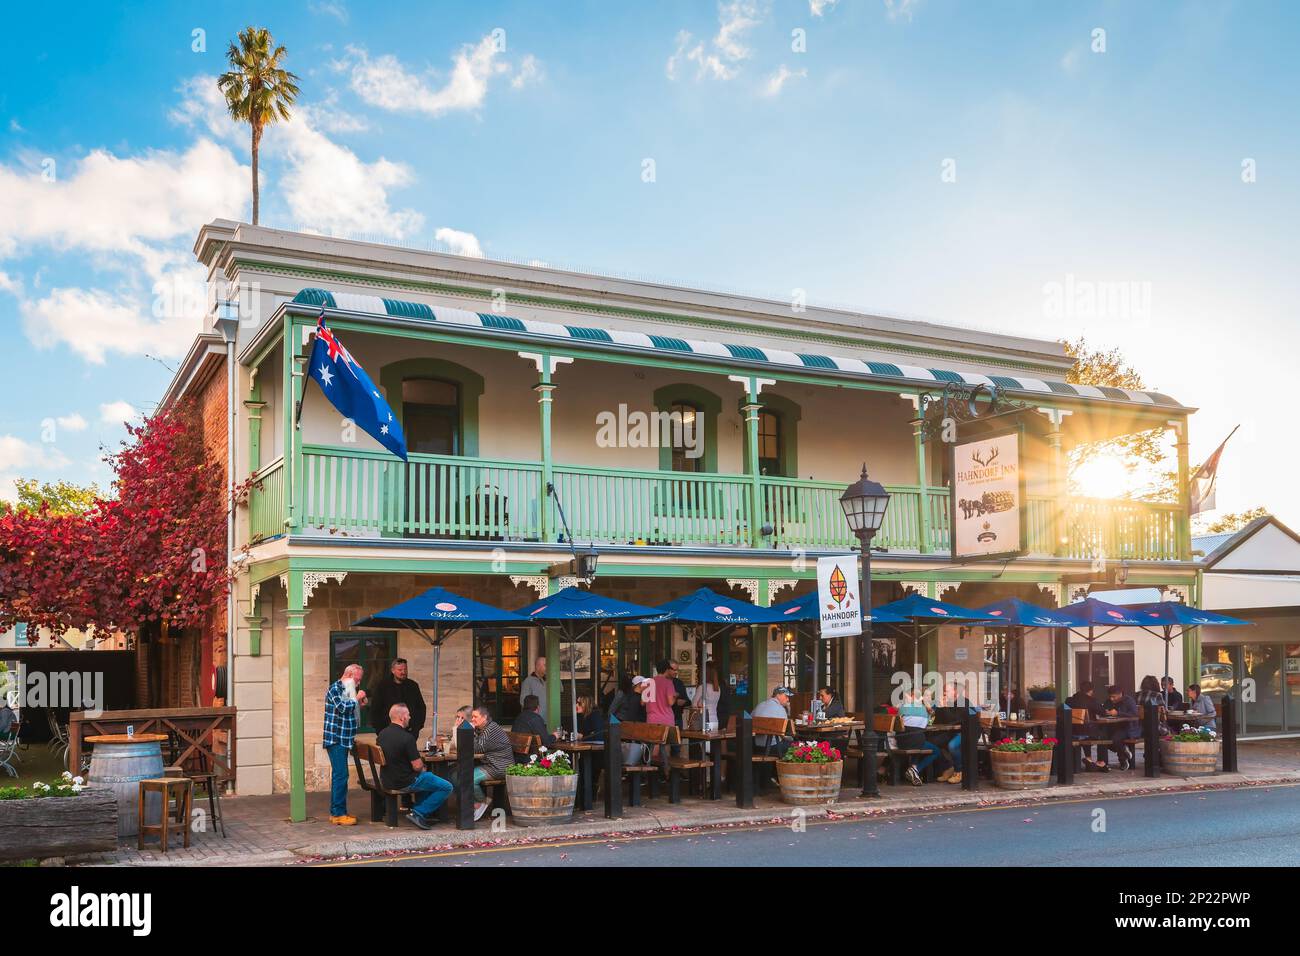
left=319, top=784, right=1300, bottom=867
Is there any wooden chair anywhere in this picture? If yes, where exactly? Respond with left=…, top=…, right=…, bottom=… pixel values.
left=748, top=716, right=795, bottom=792
left=847, top=714, right=894, bottom=781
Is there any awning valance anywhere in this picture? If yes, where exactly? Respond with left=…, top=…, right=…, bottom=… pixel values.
left=291, top=287, right=1183, bottom=410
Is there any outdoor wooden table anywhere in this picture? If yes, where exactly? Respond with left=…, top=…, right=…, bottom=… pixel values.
left=552, top=740, right=604, bottom=811
left=680, top=728, right=735, bottom=800
left=998, top=718, right=1050, bottom=732
left=1092, top=715, right=1135, bottom=725
left=1166, top=711, right=1214, bottom=725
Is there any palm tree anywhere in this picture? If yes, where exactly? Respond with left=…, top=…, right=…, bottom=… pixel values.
left=217, top=27, right=300, bottom=225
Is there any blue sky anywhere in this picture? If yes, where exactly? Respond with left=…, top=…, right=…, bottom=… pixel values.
left=1, top=0, right=1296, bottom=525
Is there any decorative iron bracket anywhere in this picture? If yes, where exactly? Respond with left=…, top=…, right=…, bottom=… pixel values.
left=916, top=382, right=1034, bottom=443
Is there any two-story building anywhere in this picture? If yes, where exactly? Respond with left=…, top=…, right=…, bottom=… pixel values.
left=166, top=220, right=1200, bottom=820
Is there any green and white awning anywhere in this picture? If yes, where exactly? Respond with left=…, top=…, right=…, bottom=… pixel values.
left=291, top=288, right=1183, bottom=409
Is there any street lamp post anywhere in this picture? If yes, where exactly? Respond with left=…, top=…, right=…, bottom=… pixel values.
left=839, top=464, right=891, bottom=798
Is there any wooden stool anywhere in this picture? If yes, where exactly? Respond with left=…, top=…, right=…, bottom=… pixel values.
left=138, top=777, right=192, bottom=852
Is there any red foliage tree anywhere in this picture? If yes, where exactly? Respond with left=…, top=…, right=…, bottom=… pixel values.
left=0, top=399, right=233, bottom=643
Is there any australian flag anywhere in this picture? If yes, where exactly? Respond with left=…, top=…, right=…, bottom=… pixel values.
left=306, top=314, right=407, bottom=460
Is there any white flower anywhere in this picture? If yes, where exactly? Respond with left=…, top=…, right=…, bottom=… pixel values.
left=71, top=784, right=83, bottom=793
left=61, top=771, right=72, bottom=781
left=528, top=753, right=538, bottom=763
left=72, top=776, right=84, bottom=786
left=538, top=746, right=548, bottom=754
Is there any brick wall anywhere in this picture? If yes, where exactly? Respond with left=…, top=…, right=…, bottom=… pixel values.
left=195, top=359, right=228, bottom=704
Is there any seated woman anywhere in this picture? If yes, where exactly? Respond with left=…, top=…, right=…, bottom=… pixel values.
left=575, top=695, right=606, bottom=741
left=1135, top=675, right=1169, bottom=736
left=897, top=689, right=947, bottom=786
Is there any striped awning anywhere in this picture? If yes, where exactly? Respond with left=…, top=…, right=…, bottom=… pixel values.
left=291, top=288, right=1183, bottom=409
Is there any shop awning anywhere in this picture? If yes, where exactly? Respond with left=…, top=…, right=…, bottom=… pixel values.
left=290, top=288, right=1184, bottom=410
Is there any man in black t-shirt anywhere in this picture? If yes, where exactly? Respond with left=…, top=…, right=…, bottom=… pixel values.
left=377, top=703, right=452, bottom=828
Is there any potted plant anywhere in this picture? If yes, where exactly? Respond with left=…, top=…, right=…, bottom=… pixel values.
left=1161, top=725, right=1220, bottom=777
left=989, top=736, right=1057, bottom=789
left=0, top=772, right=117, bottom=862
left=504, top=747, right=578, bottom=826
left=776, top=739, right=844, bottom=806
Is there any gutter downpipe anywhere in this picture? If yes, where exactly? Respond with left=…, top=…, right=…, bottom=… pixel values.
left=215, top=305, right=240, bottom=787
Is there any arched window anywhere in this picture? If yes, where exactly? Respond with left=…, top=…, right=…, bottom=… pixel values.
left=401, top=378, right=461, bottom=456
left=670, top=401, right=702, bottom=473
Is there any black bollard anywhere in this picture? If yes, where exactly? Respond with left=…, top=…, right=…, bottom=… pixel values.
left=455, top=725, right=475, bottom=830
left=1221, top=694, right=1237, bottom=773
left=1056, top=703, right=1074, bottom=786
left=604, top=717, right=623, bottom=820
left=736, top=711, right=754, bottom=809
left=1143, top=703, right=1159, bottom=778
left=960, top=707, right=979, bottom=792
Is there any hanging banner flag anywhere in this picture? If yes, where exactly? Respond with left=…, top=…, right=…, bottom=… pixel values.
left=817, top=555, right=862, bottom=638
left=303, top=313, right=408, bottom=461
left=1189, top=425, right=1239, bottom=516
left=951, top=428, right=1024, bottom=560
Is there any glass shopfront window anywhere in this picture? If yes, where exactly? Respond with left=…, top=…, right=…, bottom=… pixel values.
left=1202, top=642, right=1300, bottom=735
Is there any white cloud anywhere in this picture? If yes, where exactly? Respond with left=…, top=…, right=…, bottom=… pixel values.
left=434, top=227, right=484, bottom=258
left=171, top=75, right=422, bottom=240
left=883, top=0, right=920, bottom=22
left=0, top=435, right=69, bottom=472
left=763, top=64, right=807, bottom=96
left=309, top=0, right=348, bottom=22
left=99, top=401, right=139, bottom=425
left=345, top=35, right=537, bottom=117
left=667, top=2, right=764, bottom=82
left=809, top=0, right=838, bottom=15
left=511, top=54, right=542, bottom=90
left=56, top=414, right=88, bottom=432
left=0, top=140, right=247, bottom=278
left=277, top=113, right=423, bottom=240
left=1060, top=48, right=1082, bottom=73
left=7, top=118, right=23, bottom=133
left=0, top=271, right=20, bottom=295
left=21, top=283, right=200, bottom=364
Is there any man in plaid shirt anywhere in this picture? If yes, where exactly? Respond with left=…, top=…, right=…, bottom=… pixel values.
left=323, top=664, right=368, bottom=825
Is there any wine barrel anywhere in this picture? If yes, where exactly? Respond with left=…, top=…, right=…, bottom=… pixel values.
left=85, top=734, right=167, bottom=837
left=504, top=773, right=578, bottom=826
left=1161, top=739, right=1220, bottom=776
left=776, top=760, right=843, bottom=805
left=990, top=749, right=1053, bottom=790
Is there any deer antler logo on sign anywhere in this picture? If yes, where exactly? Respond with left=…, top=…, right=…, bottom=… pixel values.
left=970, top=445, right=999, bottom=468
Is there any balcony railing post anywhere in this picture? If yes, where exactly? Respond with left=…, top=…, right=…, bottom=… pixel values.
left=911, top=413, right=932, bottom=553
left=740, top=382, right=764, bottom=548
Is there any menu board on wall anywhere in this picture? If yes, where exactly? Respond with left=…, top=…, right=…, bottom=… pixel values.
left=950, top=428, right=1026, bottom=561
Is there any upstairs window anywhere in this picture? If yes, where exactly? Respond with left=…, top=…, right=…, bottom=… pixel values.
left=758, top=410, right=782, bottom=476
left=402, top=378, right=460, bottom=456
left=669, top=401, right=702, bottom=473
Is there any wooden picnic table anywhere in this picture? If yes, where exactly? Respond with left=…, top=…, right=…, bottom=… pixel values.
left=1166, top=710, right=1215, bottom=724
left=552, top=740, right=604, bottom=811
left=998, top=718, right=1050, bottom=732
left=680, top=728, right=734, bottom=800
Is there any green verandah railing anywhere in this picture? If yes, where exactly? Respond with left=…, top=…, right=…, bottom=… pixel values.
left=250, top=446, right=1183, bottom=558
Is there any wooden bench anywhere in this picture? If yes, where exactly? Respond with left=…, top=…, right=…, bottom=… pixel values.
left=615, top=721, right=674, bottom=805
left=352, top=740, right=413, bottom=827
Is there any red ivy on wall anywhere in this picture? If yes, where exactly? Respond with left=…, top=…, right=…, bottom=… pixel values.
left=0, top=400, right=239, bottom=642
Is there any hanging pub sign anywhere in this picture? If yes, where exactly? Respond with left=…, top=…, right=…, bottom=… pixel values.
left=950, top=427, right=1026, bottom=561
left=816, top=555, right=862, bottom=638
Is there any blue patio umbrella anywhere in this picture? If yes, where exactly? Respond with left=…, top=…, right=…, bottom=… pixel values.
left=975, top=599, right=1079, bottom=715
left=513, top=586, right=666, bottom=734
left=641, top=587, right=789, bottom=730
left=1056, top=597, right=1154, bottom=695
left=871, top=594, right=995, bottom=706
left=1128, top=603, right=1250, bottom=706
left=354, top=588, right=526, bottom=742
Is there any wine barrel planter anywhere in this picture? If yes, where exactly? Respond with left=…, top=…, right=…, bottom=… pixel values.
left=505, top=773, right=578, bottom=826
left=0, top=788, right=118, bottom=862
left=1161, top=739, right=1220, bottom=777
left=990, top=749, right=1053, bottom=790
left=85, top=734, right=167, bottom=837
left=776, top=760, right=843, bottom=806
left=1027, top=701, right=1057, bottom=723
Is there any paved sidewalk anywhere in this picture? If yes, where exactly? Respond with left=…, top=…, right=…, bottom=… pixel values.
left=68, top=739, right=1300, bottom=866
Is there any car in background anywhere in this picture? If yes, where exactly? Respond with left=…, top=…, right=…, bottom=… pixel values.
left=1199, top=661, right=1235, bottom=695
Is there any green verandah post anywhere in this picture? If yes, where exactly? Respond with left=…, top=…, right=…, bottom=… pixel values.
left=286, top=569, right=307, bottom=822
